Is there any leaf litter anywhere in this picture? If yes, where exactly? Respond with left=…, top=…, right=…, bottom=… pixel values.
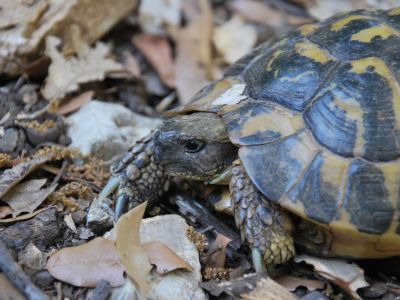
left=1, top=0, right=400, bottom=299
left=46, top=237, right=125, bottom=288
left=42, top=36, right=124, bottom=100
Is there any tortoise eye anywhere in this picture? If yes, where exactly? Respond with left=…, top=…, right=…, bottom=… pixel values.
left=184, top=139, right=204, bottom=153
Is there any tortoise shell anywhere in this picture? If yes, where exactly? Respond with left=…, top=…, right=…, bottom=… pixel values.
left=171, top=8, right=400, bottom=258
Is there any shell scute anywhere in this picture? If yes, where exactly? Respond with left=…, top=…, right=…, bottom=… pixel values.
left=309, top=11, right=400, bottom=61
left=284, top=152, right=349, bottom=224
left=243, top=39, right=337, bottom=111
left=222, top=101, right=304, bottom=146
left=305, top=57, right=400, bottom=161
left=239, top=131, right=319, bottom=203
left=343, top=158, right=394, bottom=235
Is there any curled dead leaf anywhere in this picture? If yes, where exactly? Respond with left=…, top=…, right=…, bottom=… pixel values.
left=241, top=277, right=298, bottom=300
left=0, top=207, right=48, bottom=224
left=229, top=0, right=287, bottom=28
left=0, top=0, right=138, bottom=76
left=122, top=51, right=141, bottom=78
left=115, top=202, right=152, bottom=295
left=0, top=156, right=49, bottom=198
left=205, top=233, right=232, bottom=268
left=295, top=254, right=369, bottom=299
left=42, top=36, right=124, bottom=100
left=46, top=237, right=125, bottom=288
left=143, top=241, right=193, bottom=274
left=133, top=34, right=175, bottom=88
left=57, top=91, right=94, bottom=115
left=275, top=275, right=325, bottom=292
left=174, top=0, right=213, bottom=104
left=213, top=15, right=257, bottom=64
left=2, top=179, right=57, bottom=217
left=0, top=206, right=13, bottom=219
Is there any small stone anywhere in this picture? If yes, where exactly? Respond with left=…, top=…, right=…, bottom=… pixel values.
left=79, top=227, right=94, bottom=240
left=18, top=243, right=47, bottom=270
left=67, top=100, right=162, bottom=160
left=0, top=128, right=18, bottom=152
left=302, top=291, right=329, bottom=300
left=71, top=209, right=87, bottom=225
left=87, top=196, right=114, bottom=234
left=33, top=271, right=55, bottom=288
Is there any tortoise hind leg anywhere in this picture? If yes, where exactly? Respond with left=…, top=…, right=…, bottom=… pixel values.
left=294, top=220, right=333, bottom=257
left=230, top=160, right=295, bottom=272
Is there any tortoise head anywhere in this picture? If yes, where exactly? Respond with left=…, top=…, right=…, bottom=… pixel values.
left=153, top=112, right=237, bottom=183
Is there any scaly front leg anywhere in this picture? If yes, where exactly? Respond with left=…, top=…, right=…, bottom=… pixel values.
left=102, top=132, right=169, bottom=219
left=230, top=160, right=295, bottom=273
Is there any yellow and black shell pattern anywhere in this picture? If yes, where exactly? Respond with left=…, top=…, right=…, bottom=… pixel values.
left=172, top=8, right=400, bottom=258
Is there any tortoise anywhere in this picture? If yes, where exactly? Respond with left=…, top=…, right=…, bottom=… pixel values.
left=107, top=7, right=400, bottom=271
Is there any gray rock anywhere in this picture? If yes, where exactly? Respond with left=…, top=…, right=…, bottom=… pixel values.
left=0, top=128, right=18, bottom=152
left=86, top=195, right=114, bottom=234
left=66, top=100, right=162, bottom=160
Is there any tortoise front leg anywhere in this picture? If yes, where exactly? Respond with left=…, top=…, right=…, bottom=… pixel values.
left=111, top=133, right=169, bottom=219
left=230, top=160, right=295, bottom=272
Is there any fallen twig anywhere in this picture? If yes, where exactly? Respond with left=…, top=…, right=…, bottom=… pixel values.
left=0, top=240, right=49, bottom=300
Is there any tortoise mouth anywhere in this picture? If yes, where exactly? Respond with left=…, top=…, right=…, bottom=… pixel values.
left=161, top=161, right=229, bottom=183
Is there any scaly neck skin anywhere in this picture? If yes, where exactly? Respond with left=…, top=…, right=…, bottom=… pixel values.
left=113, top=132, right=169, bottom=218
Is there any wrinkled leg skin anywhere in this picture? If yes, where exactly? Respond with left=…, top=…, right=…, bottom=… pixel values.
left=111, top=133, right=169, bottom=219
left=230, top=160, right=295, bottom=273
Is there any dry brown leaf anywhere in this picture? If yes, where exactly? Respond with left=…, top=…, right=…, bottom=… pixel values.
left=305, top=0, right=400, bottom=20
left=275, top=275, right=324, bottom=292
left=42, top=36, right=124, bottom=100
left=0, top=206, right=12, bottom=219
left=115, top=201, right=152, bottom=295
left=2, top=179, right=57, bottom=217
left=174, top=0, right=213, bottom=104
left=295, top=255, right=369, bottom=299
left=229, top=0, right=287, bottom=28
left=0, top=273, right=25, bottom=300
left=241, top=277, right=298, bottom=300
left=143, top=241, right=193, bottom=274
left=213, top=15, right=257, bottom=64
left=46, top=237, right=125, bottom=288
left=0, top=156, right=49, bottom=198
left=0, top=207, right=48, bottom=223
left=122, top=51, right=141, bottom=78
left=206, top=233, right=232, bottom=268
left=133, top=34, right=175, bottom=88
left=57, top=91, right=94, bottom=115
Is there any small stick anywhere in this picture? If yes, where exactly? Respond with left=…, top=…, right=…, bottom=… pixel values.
left=0, top=240, right=49, bottom=300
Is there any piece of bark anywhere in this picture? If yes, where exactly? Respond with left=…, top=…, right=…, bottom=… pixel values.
left=0, top=208, right=60, bottom=253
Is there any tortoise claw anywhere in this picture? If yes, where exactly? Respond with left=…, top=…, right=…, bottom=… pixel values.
left=98, top=176, right=120, bottom=201
left=252, top=248, right=266, bottom=273
left=115, top=193, right=130, bottom=220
